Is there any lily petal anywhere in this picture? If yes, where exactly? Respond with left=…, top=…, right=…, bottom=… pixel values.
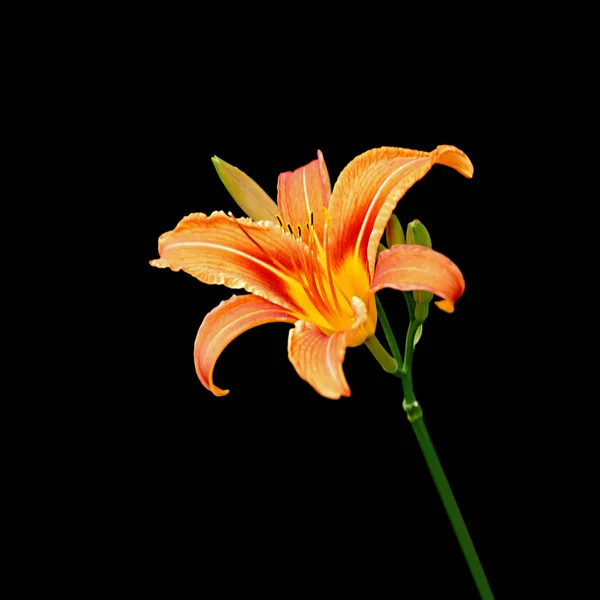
left=150, top=211, right=308, bottom=313
left=327, top=145, right=473, bottom=277
left=277, top=150, right=331, bottom=243
left=287, top=297, right=367, bottom=399
left=371, top=245, right=465, bottom=312
left=212, top=156, right=279, bottom=222
left=195, top=294, right=296, bottom=396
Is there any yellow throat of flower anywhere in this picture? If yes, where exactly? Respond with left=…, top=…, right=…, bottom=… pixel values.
left=273, top=211, right=377, bottom=346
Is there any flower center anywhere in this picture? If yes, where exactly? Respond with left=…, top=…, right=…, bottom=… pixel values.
left=229, top=211, right=377, bottom=340
left=274, top=210, right=373, bottom=335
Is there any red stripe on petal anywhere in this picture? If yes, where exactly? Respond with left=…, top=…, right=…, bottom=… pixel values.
left=328, top=146, right=473, bottom=278
left=152, top=211, right=306, bottom=312
left=277, top=151, right=331, bottom=244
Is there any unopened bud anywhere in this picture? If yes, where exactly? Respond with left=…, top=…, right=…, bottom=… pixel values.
left=407, top=220, right=434, bottom=311
left=406, top=219, right=432, bottom=248
left=385, top=214, right=405, bottom=247
left=211, top=156, right=279, bottom=222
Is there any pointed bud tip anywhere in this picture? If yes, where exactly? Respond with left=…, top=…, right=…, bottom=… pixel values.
left=209, top=154, right=279, bottom=222
left=407, top=220, right=432, bottom=248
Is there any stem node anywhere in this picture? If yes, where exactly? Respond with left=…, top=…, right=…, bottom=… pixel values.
left=402, top=398, right=423, bottom=422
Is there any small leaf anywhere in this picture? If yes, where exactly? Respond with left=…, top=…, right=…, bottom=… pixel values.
left=414, top=324, right=423, bottom=347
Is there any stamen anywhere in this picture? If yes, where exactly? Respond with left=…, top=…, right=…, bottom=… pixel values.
left=302, top=253, right=334, bottom=318
left=288, top=236, right=331, bottom=317
left=303, top=222, right=337, bottom=323
left=275, top=214, right=284, bottom=229
left=307, top=217, right=342, bottom=328
left=225, top=212, right=347, bottom=330
left=286, top=235, right=309, bottom=283
left=277, top=219, right=323, bottom=307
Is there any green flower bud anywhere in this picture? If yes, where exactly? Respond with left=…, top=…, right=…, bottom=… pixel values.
left=211, top=156, right=279, bottom=222
left=414, top=291, right=433, bottom=314
left=414, top=301, right=430, bottom=322
left=406, top=219, right=432, bottom=248
left=385, top=214, right=405, bottom=246
left=407, top=220, right=434, bottom=312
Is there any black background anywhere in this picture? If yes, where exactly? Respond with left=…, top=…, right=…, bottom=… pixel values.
left=121, top=15, right=520, bottom=598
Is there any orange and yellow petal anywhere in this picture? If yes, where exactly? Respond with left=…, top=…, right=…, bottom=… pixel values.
left=327, top=145, right=473, bottom=278
left=287, top=297, right=368, bottom=399
left=194, top=294, right=296, bottom=396
left=277, top=150, right=331, bottom=244
left=371, top=245, right=465, bottom=312
left=150, top=211, right=308, bottom=313
left=212, top=156, right=279, bottom=222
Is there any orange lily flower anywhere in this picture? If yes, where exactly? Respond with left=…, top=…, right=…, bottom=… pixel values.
left=151, top=146, right=473, bottom=399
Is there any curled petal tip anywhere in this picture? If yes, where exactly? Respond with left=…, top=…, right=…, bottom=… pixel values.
left=150, top=258, right=171, bottom=269
left=435, top=146, right=474, bottom=178
left=194, top=294, right=296, bottom=397
left=435, top=299, right=455, bottom=313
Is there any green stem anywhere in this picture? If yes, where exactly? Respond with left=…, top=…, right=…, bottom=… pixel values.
left=410, top=417, right=494, bottom=600
left=375, top=296, right=494, bottom=599
left=403, top=318, right=421, bottom=375
left=375, top=294, right=403, bottom=366
left=364, top=335, right=398, bottom=374
left=403, top=291, right=416, bottom=321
